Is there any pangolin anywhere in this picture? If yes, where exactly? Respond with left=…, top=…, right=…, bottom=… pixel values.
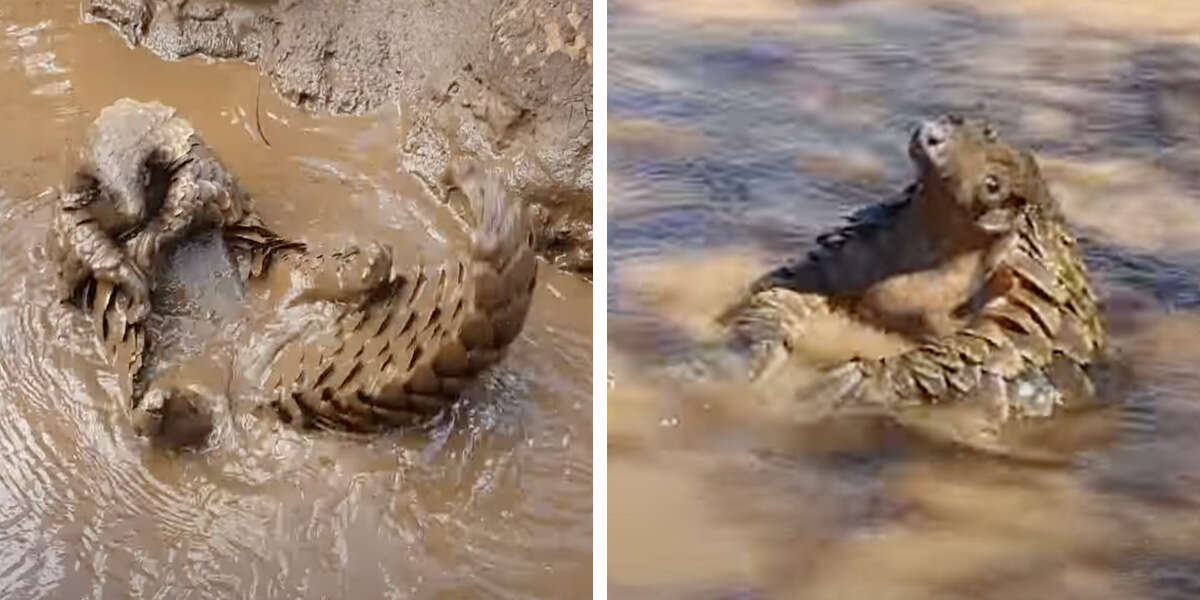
left=721, top=115, right=1106, bottom=437
left=50, top=98, right=535, bottom=446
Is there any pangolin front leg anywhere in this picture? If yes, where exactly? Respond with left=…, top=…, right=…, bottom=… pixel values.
left=51, top=188, right=151, bottom=323
left=719, top=286, right=838, bottom=381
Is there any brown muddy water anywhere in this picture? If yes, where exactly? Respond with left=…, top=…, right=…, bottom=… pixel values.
left=0, top=1, right=591, bottom=598
left=610, top=1, right=1200, bottom=598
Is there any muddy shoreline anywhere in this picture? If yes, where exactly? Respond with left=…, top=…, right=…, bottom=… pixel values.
left=85, top=0, right=593, bottom=273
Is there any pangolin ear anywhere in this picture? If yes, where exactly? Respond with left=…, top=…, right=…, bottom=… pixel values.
left=68, top=168, right=98, bottom=194
left=1020, top=150, right=1055, bottom=209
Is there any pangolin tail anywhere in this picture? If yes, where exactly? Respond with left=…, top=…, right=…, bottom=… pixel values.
left=426, top=164, right=537, bottom=383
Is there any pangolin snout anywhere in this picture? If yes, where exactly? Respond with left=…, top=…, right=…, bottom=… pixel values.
left=908, top=114, right=963, bottom=171
left=132, top=386, right=214, bottom=450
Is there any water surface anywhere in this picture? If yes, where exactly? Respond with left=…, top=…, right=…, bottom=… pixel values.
left=609, top=1, right=1200, bottom=597
left=0, top=2, right=592, bottom=597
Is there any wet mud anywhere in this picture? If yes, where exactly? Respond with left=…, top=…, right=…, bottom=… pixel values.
left=610, top=1, right=1200, bottom=597
left=86, top=0, right=594, bottom=273
left=0, top=1, right=591, bottom=597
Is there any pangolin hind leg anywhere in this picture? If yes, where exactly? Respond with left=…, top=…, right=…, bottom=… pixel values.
left=282, top=242, right=397, bottom=305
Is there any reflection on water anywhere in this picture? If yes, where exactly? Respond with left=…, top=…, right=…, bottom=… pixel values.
left=0, top=1, right=591, bottom=598
left=609, top=1, right=1200, bottom=597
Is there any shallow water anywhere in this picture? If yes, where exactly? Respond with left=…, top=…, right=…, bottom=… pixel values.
left=0, top=2, right=591, bottom=598
left=609, top=1, right=1200, bottom=597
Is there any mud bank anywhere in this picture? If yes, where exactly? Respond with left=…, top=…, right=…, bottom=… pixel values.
left=85, top=0, right=593, bottom=273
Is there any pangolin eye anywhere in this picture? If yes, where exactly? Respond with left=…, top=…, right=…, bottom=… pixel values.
left=983, top=174, right=1002, bottom=196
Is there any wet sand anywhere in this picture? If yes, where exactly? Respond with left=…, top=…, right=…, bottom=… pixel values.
left=0, top=1, right=591, bottom=597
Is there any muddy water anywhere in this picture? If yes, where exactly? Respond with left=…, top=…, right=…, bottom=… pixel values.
left=610, top=1, right=1200, bottom=598
left=0, top=1, right=591, bottom=598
